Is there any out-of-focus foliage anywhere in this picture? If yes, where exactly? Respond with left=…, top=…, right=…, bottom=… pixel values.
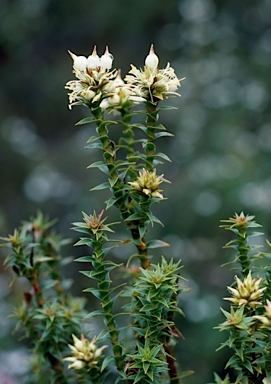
left=0, top=0, right=271, bottom=383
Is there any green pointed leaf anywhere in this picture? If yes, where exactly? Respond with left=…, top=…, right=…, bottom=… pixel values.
left=101, top=355, right=115, bottom=372
left=74, top=238, right=93, bottom=247
left=155, top=131, right=174, bottom=138
left=85, top=142, right=104, bottom=149
left=87, top=161, right=109, bottom=175
left=225, top=354, right=240, bottom=369
left=90, top=182, right=110, bottom=191
left=105, top=197, right=118, bottom=209
left=126, top=253, right=141, bottom=267
left=109, top=177, right=118, bottom=188
left=82, top=287, right=101, bottom=299
left=125, top=213, right=142, bottom=221
left=157, top=105, right=178, bottom=111
left=243, top=360, right=253, bottom=373
left=72, top=227, right=91, bottom=234
left=74, top=256, right=95, bottom=263
left=83, top=310, right=104, bottom=320
left=139, top=226, right=146, bottom=239
left=131, top=123, right=147, bottom=133
left=147, top=239, right=170, bottom=249
left=86, top=135, right=99, bottom=143
left=155, top=152, right=171, bottom=162
left=150, top=214, right=164, bottom=226
left=133, top=371, right=145, bottom=384
left=76, top=117, right=95, bottom=125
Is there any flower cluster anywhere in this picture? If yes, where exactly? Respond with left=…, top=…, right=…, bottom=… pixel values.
left=65, top=45, right=183, bottom=110
left=220, top=212, right=259, bottom=230
left=224, top=271, right=266, bottom=308
left=72, top=211, right=116, bottom=240
left=128, top=168, right=165, bottom=198
left=65, top=46, right=132, bottom=110
left=64, top=334, right=107, bottom=370
left=125, top=44, right=184, bottom=103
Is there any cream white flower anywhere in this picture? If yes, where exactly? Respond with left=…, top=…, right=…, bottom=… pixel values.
left=99, top=71, right=141, bottom=111
left=128, top=169, right=166, bottom=198
left=64, top=334, right=107, bottom=370
left=224, top=271, right=266, bottom=308
left=125, top=45, right=184, bottom=103
left=65, top=46, right=119, bottom=109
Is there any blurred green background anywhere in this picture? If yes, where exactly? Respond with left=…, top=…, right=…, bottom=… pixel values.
left=1, top=0, right=271, bottom=382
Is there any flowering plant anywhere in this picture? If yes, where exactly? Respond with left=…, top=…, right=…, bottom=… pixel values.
left=2, top=45, right=271, bottom=384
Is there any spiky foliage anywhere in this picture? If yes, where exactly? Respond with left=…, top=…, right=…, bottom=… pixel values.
left=1, top=212, right=87, bottom=383
left=214, top=213, right=271, bottom=383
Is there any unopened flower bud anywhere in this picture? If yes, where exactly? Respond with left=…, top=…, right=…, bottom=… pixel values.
left=100, top=46, right=113, bottom=70
left=71, top=360, right=86, bottom=370
left=72, top=334, right=84, bottom=351
left=100, top=99, right=110, bottom=110
left=87, top=46, right=100, bottom=69
left=168, top=82, right=178, bottom=92
left=81, top=89, right=96, bottom=101
left=145, top=44, right=159, bottom=70
left=110, top=94, right=121, bottom=105
left=68, top=51, right=87, bottom=72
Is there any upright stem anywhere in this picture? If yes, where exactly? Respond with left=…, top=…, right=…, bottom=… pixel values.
left=91, top=107, right=150, bottom=269
left=92, top=108, right=129, bottom=221
left=92, top=239, right=124, bottom=371
left=237, top=228, right=250, bottom=277
left=145, top=102, right=158, bottom=171
left=163, top=277, right=181, bottom=383
left=121, top=110, right=137, bottom=180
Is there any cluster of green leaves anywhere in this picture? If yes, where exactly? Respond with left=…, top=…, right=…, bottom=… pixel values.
left=78, top=102, right=173, bottom=270
left=121, top=257, right=192, bottom=383
left=0, top=212, right=86, bottom=384
left=210, top=213, right=271, bottom=384
left=1, top=48, right=187, bottom=383
left=72, top=211, right=125, bottom=373
left=70, top=99, right=186, bottom=382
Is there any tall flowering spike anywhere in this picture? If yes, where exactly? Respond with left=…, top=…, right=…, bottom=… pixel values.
left=128, top=169, right=166, bottom=198
left=145, top=44, right=159, bottom=70
left=87, top=46, right=100, bottom=70
left=64, top=334, right=107, bottom=370
left=224, top=271, right=266, bottom=308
